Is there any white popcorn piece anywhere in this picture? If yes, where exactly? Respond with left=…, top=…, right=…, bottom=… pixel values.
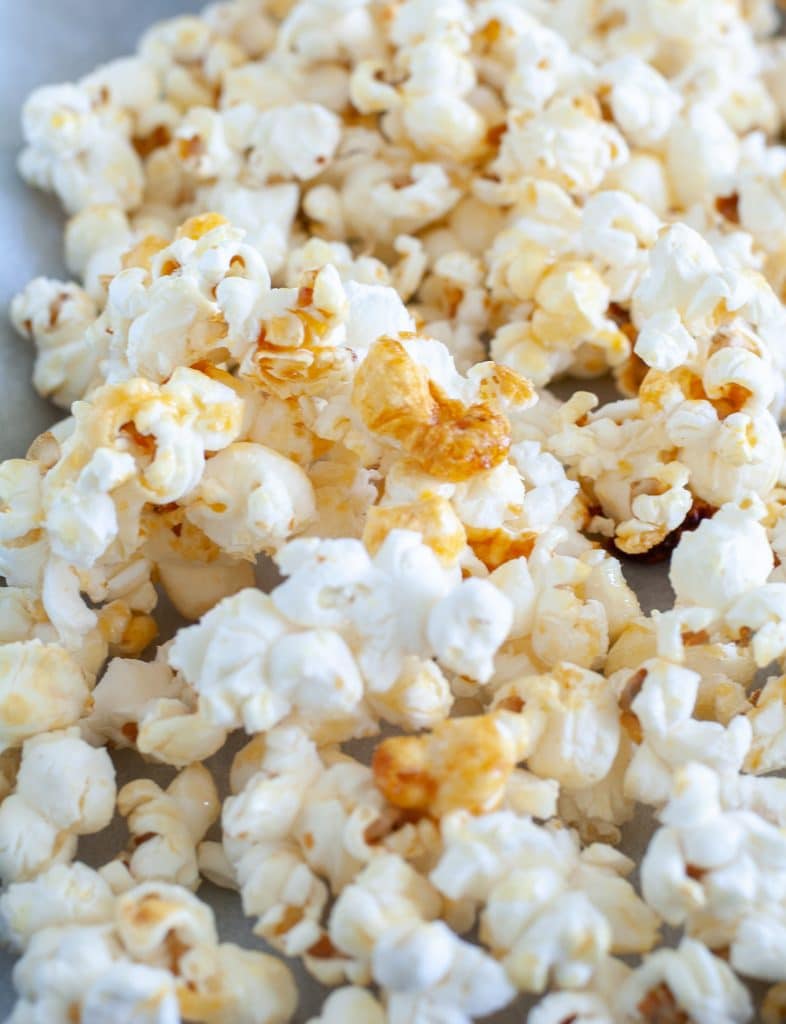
left=169, top=587, right=371, bottom=741
left=373, top=919, right=516, bottom=1023
left=430, top=810, right=659, bottom=993
left=670, top=503, right=773, bottom=610
left=0, top=459, right=48, bottom=590
left=491, top=663, right=621, bottom=791
left=0, top=862, right=115, bottom=950
left=15, top=728, right=115, bottom=835
left=11, top=279, right=101, bottom=408
left=328, top=853, right=443, bottom=984
left=85, top=656, right=228, bottom=768
left=493, top=95, right=628, bottom=197
left=185, top=442, right=316, bottom=557
left=306, top=987, right=386, bottom=1024
left=642, top=762, right=786, bottom=981
left=623, top=658, right=751, bottom=806
left=18, top=82, right=144, bottom=214
left=0, top=727, right=116, bottom=885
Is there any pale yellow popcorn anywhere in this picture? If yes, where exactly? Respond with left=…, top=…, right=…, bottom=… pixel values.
left=306, top=987, right=386, bottom=1024
left=18, top=82, right=145, bottom=215
left=0, top=642, right=89, bottom=753
left=491, top=663, right=621, bottom=791
left=0, top=862, right=115, bottom=950
left=111, top=764, right=219, bottom=890
left=0, top=459, right=48, bottom=590
left=86, top=657, right=228, bottom=769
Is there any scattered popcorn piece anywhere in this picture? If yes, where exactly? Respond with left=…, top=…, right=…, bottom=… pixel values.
left=109, top=763, right=220, bottom=890
left=0, top=728, right=115, bottom=884
left=618, top=937, right=753, bottom=1024
left=0, top=642, right=90, bottom=752
left=372, top=713, right=530, bottom=818
left=430, top=810, right=659, bottom=993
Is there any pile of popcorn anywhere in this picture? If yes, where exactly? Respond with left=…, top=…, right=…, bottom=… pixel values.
left=8, top=0, right=786, bottom=1019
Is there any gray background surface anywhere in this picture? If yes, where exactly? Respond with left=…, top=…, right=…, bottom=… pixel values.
left=0, top=2, right=673, bottom=1019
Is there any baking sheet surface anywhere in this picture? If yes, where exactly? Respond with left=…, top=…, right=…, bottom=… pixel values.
left=0, top=3, right=674, bottom=1019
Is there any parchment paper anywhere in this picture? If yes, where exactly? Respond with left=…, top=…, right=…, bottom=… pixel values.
left=0, top=3, right=675, bottom=1020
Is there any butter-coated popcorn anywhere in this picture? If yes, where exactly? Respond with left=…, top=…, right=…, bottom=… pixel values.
left=0, top=642, right=90, bottom=753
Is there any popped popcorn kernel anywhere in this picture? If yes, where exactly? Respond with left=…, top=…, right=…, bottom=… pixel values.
left=372, top=713, right=526, bottom=817
left=353, top=336, right=511, bottom=482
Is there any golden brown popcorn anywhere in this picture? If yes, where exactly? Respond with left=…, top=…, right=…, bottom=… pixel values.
left=372, top=712, right=531, bottom=817
left=353, top=337, right=512, bottom=483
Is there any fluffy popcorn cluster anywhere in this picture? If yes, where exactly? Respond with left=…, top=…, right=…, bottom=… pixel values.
left=7, top=0, right=786, bottom=1020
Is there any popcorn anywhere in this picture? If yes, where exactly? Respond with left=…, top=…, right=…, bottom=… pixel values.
left=430, top=810, right=659, bottom=993
left=169, top=588, right=370, bottom=741
left=327, top=853, right=443, bottom=984
left=0, top=728, right=115, bottom=884
left=6, top=880, right=297, bottom=1024
left=372, top=713, right=530, bottom=817
left=110, top=764, right=219, bottom=890
left=306, top=987, right=385, bottom=1024
left=491, top=663, right=621, bottom=790
left=0, top=642, right=90, bottom=752
left=641, top=762, right=786, bottom=980
left=492, top=95, right=628, bottom=197
left=9, top=1, right=786, bottom=1019
left=0, top=862, right=115, bottom=950
left=373, top=919, right=516, bottom=1023
left=670, top=502, right=774, bottom=611
left=622, top=659, right=752, bottom=806
left=185, top=442, right=315, bottom=557
left=617, top=938, right=753, bottom=1024
left=18, top=82, right=144, bottom=214
left=86, top=656, right=228, bottom=768
left=223, top=727, right=440, bottom=968
left=10, top=279, right=101, bottom=408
